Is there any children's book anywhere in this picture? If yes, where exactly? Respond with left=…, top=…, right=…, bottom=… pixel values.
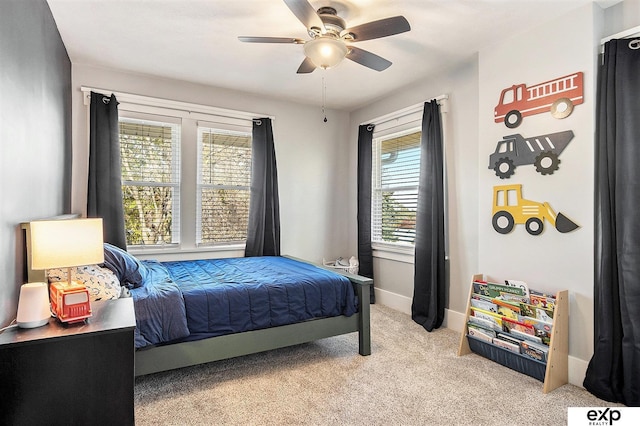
left=530, top=293, right=556, bottom=311
left=501, top=317, right=535, bottom=336
left=468, top=315, right=498, bottom=331
left=520, top=340, right=550, bottom=363
left=509, top=328, right=543, bottom=344
left=468, top=321, right=497, bottom=337
left=468, top=326, right=494, bottom=343
left=517, top=316, right=553, bottom=345
left=471, top=307, right=503, bottom=331
left=504, top=279, right=530, bottom=298
left=492, top=336, right=520, bottom=353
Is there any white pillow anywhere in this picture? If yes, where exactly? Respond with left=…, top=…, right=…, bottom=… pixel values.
left=47, top=265, right=122, bottom=301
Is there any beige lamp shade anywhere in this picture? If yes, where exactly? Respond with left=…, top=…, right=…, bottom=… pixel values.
left=29, top=218, right=105, bottom=270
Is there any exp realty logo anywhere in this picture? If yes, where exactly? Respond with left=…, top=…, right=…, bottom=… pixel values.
left=568, top=407, right=640, bottom=426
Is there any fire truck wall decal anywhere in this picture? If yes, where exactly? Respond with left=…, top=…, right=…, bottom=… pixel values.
left=494, top=72, right=584, bottom=128
left=489, top=130, right=574, bottom=179
left=492, top=184, right=579, bottom=235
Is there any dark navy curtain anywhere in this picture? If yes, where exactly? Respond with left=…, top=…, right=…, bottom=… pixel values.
left=583, top=38, right=640, bottom=407
left=87, top=92, right=126, bottom=249
left=411, top=101, right=445, bottom=332
left=245, top=118, right=281, bottom=257
left=357, top=124, right=375, bottom=303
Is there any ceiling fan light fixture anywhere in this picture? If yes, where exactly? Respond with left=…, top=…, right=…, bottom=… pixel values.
left=304, top=37, right=348, bottom=69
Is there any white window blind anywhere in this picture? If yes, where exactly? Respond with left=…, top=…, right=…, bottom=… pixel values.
left=119, top=117, right=181, bottom=246
left=197, top=127, right=252, bottom=245
left=372, top=129, right=421, bottom=245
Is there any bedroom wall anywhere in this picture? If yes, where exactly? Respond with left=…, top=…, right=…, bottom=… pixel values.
left=70, top=64, right=351, bottom=264
left=603, top=0, right=640, bottom=33
left=477, top=3, right=602, bottom=385
left=347, top=56, right=480, bottom=318
left=0, top=0, right=71, bottom=327
left=347, top=2, right=626, bottom=388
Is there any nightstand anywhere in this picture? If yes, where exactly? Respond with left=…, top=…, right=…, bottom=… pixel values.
left=0, top=297, right=136, bottom=426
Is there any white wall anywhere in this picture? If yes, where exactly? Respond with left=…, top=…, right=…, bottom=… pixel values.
left=348, top=57, right=480, bottom=317
left=70, top=64, right=351, bottom=264
left=478, top=3, right=601, bottom=385
left=346, top=1, right=639, bottom=388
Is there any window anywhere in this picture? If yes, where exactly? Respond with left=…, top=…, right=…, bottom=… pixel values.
left=372, top=129, right=421, bottom=246
left=197, top=127, right=252, bottom=245
left=119, top=117, right=181, bottom=246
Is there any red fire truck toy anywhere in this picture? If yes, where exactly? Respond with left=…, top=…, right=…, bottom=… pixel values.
left=494, top=72, right=584, bottom=128
left=50, top=281, right=92, bottom=324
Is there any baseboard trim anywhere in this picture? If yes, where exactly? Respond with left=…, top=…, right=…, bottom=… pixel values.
left=376, top=288, right=588, bottom=389
left=375, top=288, right=412, bottom=314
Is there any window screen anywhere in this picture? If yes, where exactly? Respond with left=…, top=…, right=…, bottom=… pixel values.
left=119, top=118, right=181, bottom=246
left=372, top=130, right=421, bottom=245
left=197, top=127, right=252, bottom=245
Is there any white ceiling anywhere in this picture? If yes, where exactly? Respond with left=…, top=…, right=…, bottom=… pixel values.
left=46, top=0, right=606, bottom=111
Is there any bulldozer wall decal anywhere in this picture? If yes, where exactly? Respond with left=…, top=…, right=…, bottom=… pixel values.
left=489, top=130, right=574, bottom=179
left=492, top=184, right=579, bottom=235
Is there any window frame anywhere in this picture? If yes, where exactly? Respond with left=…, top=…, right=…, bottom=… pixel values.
left=196, top=125, right=253, bottom=247
left=118, top=113, right=182, bottom=249
left=371, top=127, right=422, bottom=250
left=83, top=88, right=268, bottom=257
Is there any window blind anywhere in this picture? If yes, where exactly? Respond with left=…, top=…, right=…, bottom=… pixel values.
left=372, top=130, right=421, bottom=245
left=197, top=127, right=252, bottom=245
left=119, top=117, right=181, bottom=246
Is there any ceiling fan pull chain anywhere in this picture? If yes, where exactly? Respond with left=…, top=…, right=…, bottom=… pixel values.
left=322, top=74, right=328, bottom=123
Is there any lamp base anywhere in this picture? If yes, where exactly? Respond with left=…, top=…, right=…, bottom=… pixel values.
left=17, top=318, right=50, bottom=329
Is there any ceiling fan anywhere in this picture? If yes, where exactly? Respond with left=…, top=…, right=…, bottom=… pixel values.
left=238, top=0, right=411, bottom=73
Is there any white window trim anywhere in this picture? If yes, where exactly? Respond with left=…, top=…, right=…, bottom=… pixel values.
left=83, top=87, right=270, bottom=256
left=364, top=95, right=449, bottom=263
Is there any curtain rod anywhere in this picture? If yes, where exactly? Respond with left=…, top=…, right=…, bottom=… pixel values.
left=80, top=86, right=274, bottom=123
left=600, top=24, right=640, bottom=45
left=361, top=94, right=449, bottom=127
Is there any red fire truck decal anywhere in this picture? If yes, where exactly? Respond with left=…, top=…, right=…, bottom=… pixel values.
left=494, top=72, right=584, bottom=128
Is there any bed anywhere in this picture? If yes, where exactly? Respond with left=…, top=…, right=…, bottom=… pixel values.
left=129, top=253, right=372, bottom=376
left=22, top=223, right=372, bottom=376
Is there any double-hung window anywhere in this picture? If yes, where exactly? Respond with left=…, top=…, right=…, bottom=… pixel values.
left=197, top=126, right=252, bottom=246
left=372, top=129, right=421, bottom=246
left=119, top=116, right=181, bottom=247
left=105, top=88, right=261, bottom=253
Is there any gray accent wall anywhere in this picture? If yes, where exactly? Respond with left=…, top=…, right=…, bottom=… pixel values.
left=0, top=0, right=71, bottom=326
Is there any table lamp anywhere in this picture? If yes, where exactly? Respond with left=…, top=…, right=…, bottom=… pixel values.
left=29, top=218, right=104, bottom=324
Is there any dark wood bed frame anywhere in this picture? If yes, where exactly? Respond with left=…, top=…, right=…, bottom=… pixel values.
left=21, top=223, right=372, bottom=376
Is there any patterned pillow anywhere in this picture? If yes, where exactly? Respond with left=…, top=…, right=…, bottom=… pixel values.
left=47, top=265, right=123, bottom=301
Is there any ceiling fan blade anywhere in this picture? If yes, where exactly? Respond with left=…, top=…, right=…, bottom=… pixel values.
left=283, top=0, right=325, bottom=32
left=342, top=16, right=410, bottom=42
left=238, top=36, right=305, bottom=44
left=346, top=47, right=392, bottom=71
left=296, top=57, right=316, bottom=74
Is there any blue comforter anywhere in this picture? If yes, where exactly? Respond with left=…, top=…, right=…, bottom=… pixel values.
left=132, top=256, right=357, bottom=348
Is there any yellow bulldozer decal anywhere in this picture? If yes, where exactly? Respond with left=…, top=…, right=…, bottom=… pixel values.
left=492, top=184, right=578, bottom=235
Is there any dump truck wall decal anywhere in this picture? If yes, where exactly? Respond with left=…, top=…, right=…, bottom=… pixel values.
left=494, top=72, right=584, bottom=128
left=489, top=130, right=574, bottom=179
left=492, top=184, right=579, bottom=235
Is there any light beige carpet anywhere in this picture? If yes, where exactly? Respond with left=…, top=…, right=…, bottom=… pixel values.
left=134, top=304, right=620, bottom=425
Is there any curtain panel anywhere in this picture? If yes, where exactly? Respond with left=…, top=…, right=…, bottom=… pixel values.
left=357, top=124, right=375, bottom=304
left=245, top=118, right=281, bottom=257
left=583, top=38, right=640, bottom=407
left=411, top=101, right=445, bottom=332
left=87, top=92, right=127, bottom=249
